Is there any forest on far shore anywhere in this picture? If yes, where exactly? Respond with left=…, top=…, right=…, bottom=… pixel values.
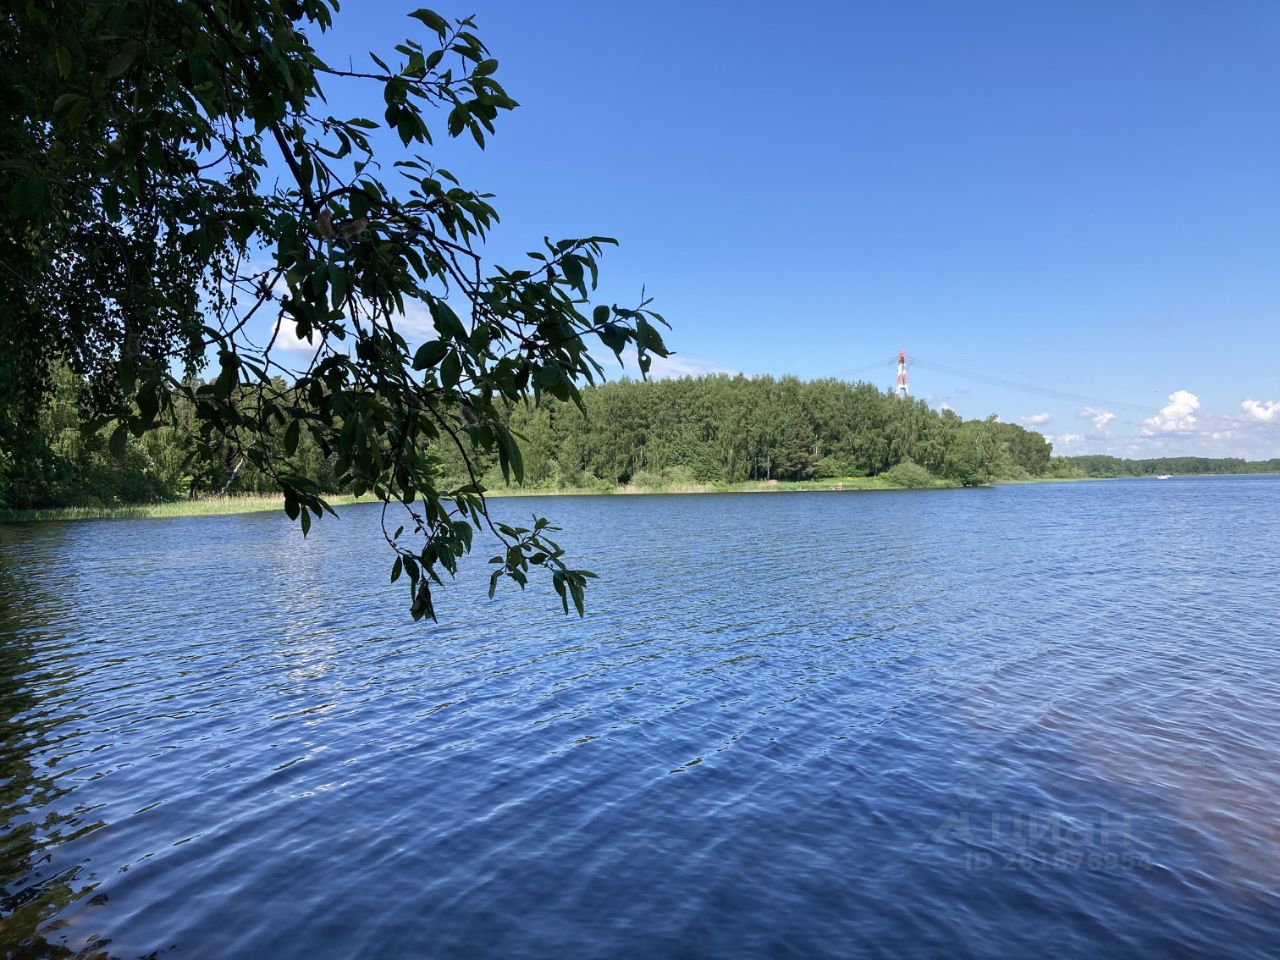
left=6, top=369, right=1275, bottom=509
left=1064, top=454, right=1280, bottom=477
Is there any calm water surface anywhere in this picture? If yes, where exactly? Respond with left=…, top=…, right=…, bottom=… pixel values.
left=2, top=477, right=1279, bottom=958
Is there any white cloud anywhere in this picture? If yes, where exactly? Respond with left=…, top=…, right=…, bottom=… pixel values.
left=387, top=301, right=436, bottom=338
left=1020, top=412, right=1051, bottom=425
left=273, top=300, right=439, bottom=354
left=1055, top=399, right=1280, bottom=458
left=1142, top=390, right=1200, bottom=434
left=1242, top=399, right=1280, bottom=423
left=363, top=298, right=441, bottom=340
left=1079, top=406, right=1116, bottom=431
left=939, top=402, right=955, bottom=413
left=272, top=317, right=318, bottom=353
left=1046, top=433, right=1085, bottom=448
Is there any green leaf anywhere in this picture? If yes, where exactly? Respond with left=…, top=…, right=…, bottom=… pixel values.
left=105, top=41, right=142, bottom=78
left=493, top=424, right=524, bottom=484
left=330, top=265, right=348, bottom=307
left=409, top=8, right=449, bottom=36
left=552, top=571, right=568, bottom=614
left=411, top=581, right=435, bottom=621
left=8, top=172, right=46, bottom=217
left=440, top=351, right=461, bottom=389
left=447, top=105, right=467, bottom=138
left=636, top=317, right=669, bottom=356
left=284, top=419, right=300, bottom=456
left=52, top=93, right=82, bottom=116
left=136, top=384, right=159, bottom=426
left=108, top=424, right=128, bottom=460
left=597, top=323, right=627, bottom=356
left=430, top=299, right=469, bottom=341
left=212, top=351, right=240, bottom=399
left=412, top=340, right=449, bottom=370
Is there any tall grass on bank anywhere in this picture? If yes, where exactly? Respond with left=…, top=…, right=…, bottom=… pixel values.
left=5, top=472, right=1101, bottom=523
left=0, top=494, right=371, bottom=523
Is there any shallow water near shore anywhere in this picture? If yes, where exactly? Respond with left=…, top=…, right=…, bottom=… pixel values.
left=2, top=475, right=1279, bottom=958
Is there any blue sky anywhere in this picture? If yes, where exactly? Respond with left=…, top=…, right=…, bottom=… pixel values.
left=292, top=0, right=1280, bottom=458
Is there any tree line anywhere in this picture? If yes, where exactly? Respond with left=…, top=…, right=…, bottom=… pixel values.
left=442, top=375, right=1058, bottom=489
left=14, top=368, right=1280, bottom=510
left=3, top=365, right=337, bottom=509
left=1063, top=455, right=1280, bottom=478
left=5, top=369, right=1068, bottom=508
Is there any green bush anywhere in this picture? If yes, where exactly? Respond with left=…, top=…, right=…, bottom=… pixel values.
left=884, top=460, right=936, bottom=489
left=814, top=455, right=859, bottom=479
left=628, top=466, right=698, bottom=489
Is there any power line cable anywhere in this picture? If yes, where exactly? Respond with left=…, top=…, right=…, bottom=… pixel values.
left=827, top=354, right=1158, bottom=415
left=907, top=357, right=1156, bottom=413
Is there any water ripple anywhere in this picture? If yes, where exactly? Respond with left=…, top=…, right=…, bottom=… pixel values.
left=2, top=477, right=1279, bottom=957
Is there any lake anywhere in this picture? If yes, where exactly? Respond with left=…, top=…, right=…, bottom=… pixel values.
left=2, top=476, right=1279, bottom=958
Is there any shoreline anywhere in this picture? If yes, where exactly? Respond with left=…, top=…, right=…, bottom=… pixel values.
left=480, top=474, right=1115, bottom=501
left=4, top=471, right=1269, bottom=524
left=0, top=475, right=1082, bottom=523
left=0, top=493, right=373, bottom=524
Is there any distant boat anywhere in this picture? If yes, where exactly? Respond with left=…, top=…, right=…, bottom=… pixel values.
left=1157, top=474, right=1172, bottom=480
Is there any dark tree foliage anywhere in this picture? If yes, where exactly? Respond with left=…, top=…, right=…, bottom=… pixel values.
left=6, top=371, right=1066, bottom=508
left=489, top=377, right=1056, bottom=487
left=22, top=368, right=1277, bottom=505
left=1, top=1, right=672, bottom=618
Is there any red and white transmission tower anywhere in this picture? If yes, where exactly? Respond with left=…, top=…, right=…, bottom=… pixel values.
left=895, top=349, right=910, bottom=399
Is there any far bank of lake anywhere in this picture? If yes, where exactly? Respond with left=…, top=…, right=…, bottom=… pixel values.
left=0, top=474, right=1109, bottom=523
